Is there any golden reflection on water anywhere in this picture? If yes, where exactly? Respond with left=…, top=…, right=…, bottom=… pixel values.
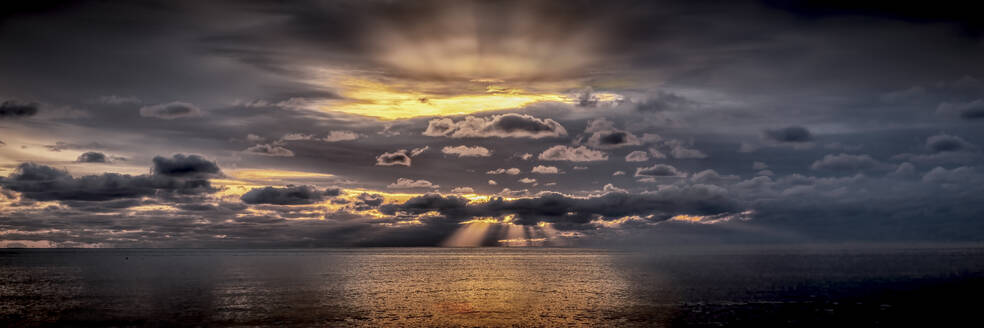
left=342, top=248, right=632, bottom=326
left=5, top=248, right=984, bottom=326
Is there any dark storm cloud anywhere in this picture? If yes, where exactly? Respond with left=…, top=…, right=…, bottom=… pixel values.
left=926, top=134, right=975, bottom=153
left=0, top=100, right=38, bottom=118
left=958, top=102, right=984, bottom=119
left=152, top=154, right=221, bottom=178
left=763, top=126, right=814, bottom=143
left=0, top=155, right=219, bottom=203
left=380, top=186, right=741, bottom=229
left=424, top=114, right=567, bottom=139
left=76, top=151, right=107, bottom=163
left=240, top=185, right=341, bottom=205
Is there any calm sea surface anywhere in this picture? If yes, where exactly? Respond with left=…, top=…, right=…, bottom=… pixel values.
left=1, top=246, right=982, bottom=327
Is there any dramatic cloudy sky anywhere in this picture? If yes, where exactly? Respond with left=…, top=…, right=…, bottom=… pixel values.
left=1, top=0, right=983, bottom=247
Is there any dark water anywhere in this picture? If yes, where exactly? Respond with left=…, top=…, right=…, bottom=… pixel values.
left=1, top=246, right=982, bottom=327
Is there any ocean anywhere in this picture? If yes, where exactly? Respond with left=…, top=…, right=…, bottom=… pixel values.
left=1, top=246, right=982, bottom=327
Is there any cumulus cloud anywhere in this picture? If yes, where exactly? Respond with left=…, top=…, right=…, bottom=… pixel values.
left=0, top=154, right=220, bottom=203
left=387, top=178, right=439, bottom=189
left=281, top=133, right=314, bottom=141
left=763, top=126, right=813, bottom=143
left=244, top=144, right=294, bottom=157
left=0, top=100, right=39, bottom=119
left=487, top=168, right=521, bottom=175
left=635, top=164, right=686, bottom=178
left=922, top=166, right=980, bottom=184
left=451, top=187, right=475, bottom=193
left=625, top=151, right=649, bottom=162
left=441, top=145, right=492, bottom=157
left=602, top=183, right=627, bottom=193
left=488, top=180, right=498, bottom=185
left=375, top=151, right=411, bottom=167
left=926, top=133, right=976, bottom=153
left=240, top=185, right=340, bottom=205
left=139, top=101, right=202, bottom=119
left=936, top=99, right=984, bottom=120
left=531, top=165, right=560, bottom=174
left=667, top=142, right=708, bottom=159
left=423, top=114, right=567, bottom=138
left=645, top=139, right=706, bottom=159
left=379, top=186, right=740, bottom=228
left=321, top=130, right=361, bottom=142
left=375, top=147, right=429, bottom=167
left=538, top=145, right=608, bottom=162
left=76, top=152, right=108, bottom=163
left=690, top=169, right=740, bottom=184
left=583, top=118, right=641, bottom=149
left=519, top=177, right=537, bottom=184
left=810, top=153, right=887, bottom=172
left=151, top=154, right=222, bottom=178
left=353, top=192, right=384, bottom=211
left=892, top=134, right=982, bottom=165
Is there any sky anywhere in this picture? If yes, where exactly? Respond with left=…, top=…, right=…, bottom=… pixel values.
left=1, top=0, right=983, bottom=248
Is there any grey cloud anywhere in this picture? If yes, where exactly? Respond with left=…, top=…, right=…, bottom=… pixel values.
left=636, top=91, right=696, bottom=112
left=375, top=150, right=412, bottom=166
left=240, top=185, right=341, bottom=205
left=44, top=141, right=108, bottom=152
left=0, top=100, right=39, bottom=119
left=538, top=145, right=608, bottom=162
left=423, top=114, right=567, bottom=139
left=353, top=193, right=384, bottom=211
left=625, top=151, right=649, bottom=162
left=635, top=164, right=686, bottom=178
left=152, top=154, right=222, bottom=178
left=667, top=141, right=708, bottom=159
left=922, top=166, right=980, bottom=184
left=139, top=101, right=202, bottom=119
left=926, top=133, right=975, bottom=153
left=380, top=186, right=741, bottom=229
left=387, top=178, right=439, bottom=189
left=582, top=118, right=640, bottom=149
left=763, top=126, right=814, bottom=143
left=810, top=153, right=886, bottom=172
left=690, top=169, right=740, bottom=184
left=531, top=165, right=559, bottom=174
left=0, top=155, right=220, bottom=203
left=937, top=99, right=984, bottom=120
left=244, top=144, right=294, bottom=157
left=76, top=152, right=108, bottom=163
left=441, top=145, right=492, bottom=157
left=586, top=130, right=640, bottom=149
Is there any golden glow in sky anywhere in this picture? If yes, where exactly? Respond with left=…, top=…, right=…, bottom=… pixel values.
left=322, top=78, right=576, bottom=120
